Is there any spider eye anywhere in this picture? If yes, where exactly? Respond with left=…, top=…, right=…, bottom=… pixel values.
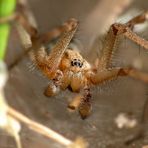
left=71, top=59, right=83, bottom=68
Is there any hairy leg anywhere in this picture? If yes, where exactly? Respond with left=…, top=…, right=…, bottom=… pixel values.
left=39, top=18, right=79, bottom=44
left=16, top=0, right=38, bottom=38
left=68, top=86, right=92, bottom=119
left=8, top=0, right=78, bottom=71
left=125, top=11, right=148, bottom=29
left=91, top=67, right=148, bottom=84
left=78, top=86, right=92, bottom=119
left=4, top=0, right=39, bottom=69
left=98, top=11, right=148, bottom=70
left=30, top=19, right=78, bottom=79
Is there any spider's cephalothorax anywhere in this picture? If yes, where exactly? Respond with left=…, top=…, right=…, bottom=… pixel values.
left=45, top=48, right=92, bottom=99
left=60, top=49, right=91, bottom=72
left=59, top=49, right=92, bottom=93
left=17, top=10, right=148, bottom=119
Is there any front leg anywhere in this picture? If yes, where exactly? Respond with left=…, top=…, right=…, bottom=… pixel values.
left=68, top=86, right=92, bottom=119
left=31, top=19, right=78, bottom=79
left=79, top=86, right=92, bottom=119
left=40, top=18, right=79, bottom=44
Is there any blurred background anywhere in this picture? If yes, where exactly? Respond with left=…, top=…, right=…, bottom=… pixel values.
left=1, top=0, right=148, bottom=147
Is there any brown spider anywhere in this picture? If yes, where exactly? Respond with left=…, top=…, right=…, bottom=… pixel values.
left=11, top=3, right=148, bottom=119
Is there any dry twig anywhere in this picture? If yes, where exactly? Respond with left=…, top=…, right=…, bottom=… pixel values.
left=7, top=107, right=87, bottom=148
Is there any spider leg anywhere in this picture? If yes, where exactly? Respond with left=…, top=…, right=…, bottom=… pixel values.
left=113, top=23, right=148, bottom=50
left=12, top=1, right=78, bottom=52
left=68, top=95, right=82, bottom=110
left=0, top=0, right=37, bottom=49
left=15, top=0, right=40, bottom=49
left=119, top=68, right=148, bottom=83
left=33, top=19, right=78, bottom=78
left=68, top=86, right=92, bottom=119
left=98, top=11, right=148, bottom=70
left=125, top=11, right=148, bottom=29
left=16, top=8, right=78, bottom=77
left=3, top=0, right=40, bottom=70
left=91, top=67, right=148, bottom=84
left=97, top=26, right=120, bottom=70
left=78, top=86, right=92, bottom=119
left=39, top=18, right=78, bottom=44
left=16, top=0, right=38, bottom=37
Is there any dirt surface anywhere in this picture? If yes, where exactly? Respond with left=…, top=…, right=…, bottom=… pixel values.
left=1, top=0, right=148, bottom=148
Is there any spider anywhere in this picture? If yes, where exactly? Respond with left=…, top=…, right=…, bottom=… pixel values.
left=6, top=2, right=148, bottom=119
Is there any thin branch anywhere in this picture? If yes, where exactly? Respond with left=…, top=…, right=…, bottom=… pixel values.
left=7, top=107, right=73, bottom=147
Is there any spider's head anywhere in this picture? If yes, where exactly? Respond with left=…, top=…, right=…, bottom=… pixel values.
left=60, top=49, right=91, bottom=72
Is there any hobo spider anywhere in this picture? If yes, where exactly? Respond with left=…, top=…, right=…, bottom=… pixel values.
left=8, top=2, right=148, bottom=119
